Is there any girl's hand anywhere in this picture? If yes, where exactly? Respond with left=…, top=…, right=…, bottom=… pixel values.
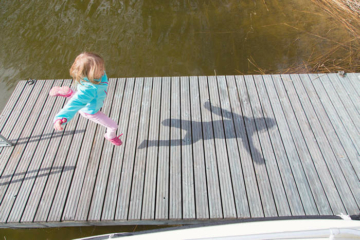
left=54, top=118, right=67, bottom=131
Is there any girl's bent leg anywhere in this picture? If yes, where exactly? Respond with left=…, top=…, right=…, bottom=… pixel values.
left=80, top=111, right=118, bottom=138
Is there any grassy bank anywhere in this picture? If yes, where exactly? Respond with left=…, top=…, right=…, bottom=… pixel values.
left=284, top=0, right=360, bottom=73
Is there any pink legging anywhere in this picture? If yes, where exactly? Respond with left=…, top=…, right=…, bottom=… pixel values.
left=79, top=111, right=118, bottom=138
left=67, top=89, right=118, bottom=138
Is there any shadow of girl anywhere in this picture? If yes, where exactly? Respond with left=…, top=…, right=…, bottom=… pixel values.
left=139, top=101, right=276, bottom=165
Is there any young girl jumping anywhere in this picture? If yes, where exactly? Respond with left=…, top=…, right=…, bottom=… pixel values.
left=51, top=52, right=123, bottom=146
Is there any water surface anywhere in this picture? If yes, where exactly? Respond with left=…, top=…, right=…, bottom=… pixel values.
left=0, top=0, right=350, bottom=111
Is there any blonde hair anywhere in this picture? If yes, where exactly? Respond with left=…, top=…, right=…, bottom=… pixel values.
left=70, top=52, right=105, bottom=85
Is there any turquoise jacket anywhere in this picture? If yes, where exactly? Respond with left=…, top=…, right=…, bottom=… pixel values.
left=54, top=73, right=109, bottom=123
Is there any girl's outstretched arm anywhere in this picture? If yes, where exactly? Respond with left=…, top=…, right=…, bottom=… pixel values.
left=53, top=86, right=96, bottom=130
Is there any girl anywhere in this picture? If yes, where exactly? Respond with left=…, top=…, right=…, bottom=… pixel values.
left=51, top=52, right=123, bottom=146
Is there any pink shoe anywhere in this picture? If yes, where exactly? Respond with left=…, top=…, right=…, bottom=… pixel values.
left=104, top=133, right=123, bottom=146
left=49, top=86, right=73, bottom=97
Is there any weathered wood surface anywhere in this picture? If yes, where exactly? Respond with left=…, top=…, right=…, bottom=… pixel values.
left=0, top=74, right=359, bottom=228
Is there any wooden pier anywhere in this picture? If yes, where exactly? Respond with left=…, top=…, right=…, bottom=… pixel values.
left=0, top=74, right=359, bottom=228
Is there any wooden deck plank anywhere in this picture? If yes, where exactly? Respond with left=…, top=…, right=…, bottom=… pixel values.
left=278, top=75, right=341, bottom=215
left=155, top=77, right=170, bottom=220
left=273, top=74, right=336, bottom=215
left=0, top=82, right=34, bottom=171
left=47, top=81, right=106, bottom=222
left=198, top=76, right=223, bottom=219
left=0, top=80, right=45, bottom=205
left=115, top=78, right=144, bottom=220
left=47, top=116, right=88, bottom=222
left=97, top=78, right=126, bottom=220
left=0, top=80, right=53, bottom=222
left=0, top=73, right=358, bottom=227
left=236, top=75, right=277, bottom=217
left=71, top=120, right=98, bottom=222
left=7, top=80, right=62, bottom=223
left=327, top=75, right=360, bottom=179
left=141, top=77, right=161, bottom=220
left=70, top=78, right=125, bottom=221
left=34, top=110, right=81, bottom=222
left=180, top=76, right=195, bottom=220
left=0, top=81, right=26, bottom=132
left=127, top=77, right=153, bottom=220
left=347, top=73, right=360, bottom=98
left=309, top=74, right=360, bottom=153
left=274, top=75, right=345, bottom=214
left=87, top=78, right=119, bottom=221
left=284, top=74, right=357, bottom=214
left=207, top=76, right=236, bottom=218
left=169, top=76, right=182, bottom=220
left=253, top=75, right=305, bottom=216
left=60, top=120, right=97, bottom=222
left=189, top=76, right=209, bottom=219
left=226, top=76, right=263, bottom=218
left=245, top=75, right=291, bottom=217
left=337, top=74, right=360, bottom=114
left=262, top=75, right=322, bottom=215
left=217, top=76, right=249, bottom=218
left=326, top=74, right=360, bottom=134
left=0, top=80, right=26, bottom=154
left=72, top=79, right=116, bottom=222
left=79, top=78, right=131, bottom=222
left=20, top=80, right=72, bottom=223
left=313, top=74, right=360, bottom=153
left=102, top=78, right=135, bottom=221
left=302, top=75, right=360, bottom=179
left=290, top=74, right=360, bottom=210
left=63, top=79, right=117, bottom=222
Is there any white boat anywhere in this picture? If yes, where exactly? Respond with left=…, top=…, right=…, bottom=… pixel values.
left=76, top=216, right=360, bottom=240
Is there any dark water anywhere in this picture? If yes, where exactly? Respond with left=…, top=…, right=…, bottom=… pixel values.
left=0, top=0, right=350, bottom=112
left=0, top=0, right=350, bottom=239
